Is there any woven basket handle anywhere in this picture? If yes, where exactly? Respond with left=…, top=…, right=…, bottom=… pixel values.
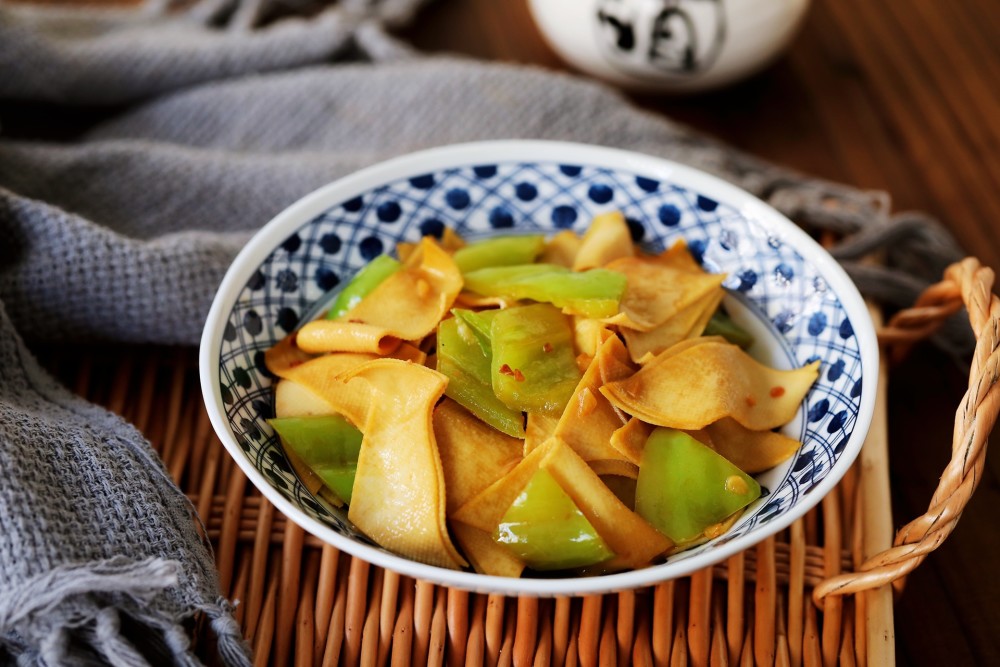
left=814, top=257, right=1000, bottom=603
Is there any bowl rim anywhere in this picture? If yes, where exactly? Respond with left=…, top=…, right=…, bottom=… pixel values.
left=199, top=139, right=879, bottom=596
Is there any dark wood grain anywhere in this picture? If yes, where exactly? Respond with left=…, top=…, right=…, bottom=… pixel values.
left=400, top=1, right=1000, bottom=665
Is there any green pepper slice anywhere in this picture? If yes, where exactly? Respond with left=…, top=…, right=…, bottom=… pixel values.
left=495, top=468, right=614, bottom=571
left=490, top=303, right=581, bottom=414
left=450, top=308, right=497, bottom=356
left=703, top=309, right=755, bottom=349
left=268, top=414, right=364, bottom=504
left=452, top=235, right=545, bottom=273
left=635, top=428, right=761, bottom=544
left=437, top=317, right=525, bottom=438
left=463, top=264, right=626, bottom=318
left=326, top=254, right=402, bottom=320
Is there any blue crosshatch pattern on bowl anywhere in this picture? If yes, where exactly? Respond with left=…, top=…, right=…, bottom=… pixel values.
left=216, top=160, right=865, bottom=565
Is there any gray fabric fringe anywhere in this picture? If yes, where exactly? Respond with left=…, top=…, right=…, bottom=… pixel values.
left=0, top=0, right=972, bottom=665
left=0, top=300, right=251, bottom=666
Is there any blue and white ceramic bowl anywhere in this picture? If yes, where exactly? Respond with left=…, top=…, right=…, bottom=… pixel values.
left=200, top=140, right=878, bottom=596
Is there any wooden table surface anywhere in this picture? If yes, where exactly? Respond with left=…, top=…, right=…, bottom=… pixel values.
left=399, top=1, right=1000, bottom=665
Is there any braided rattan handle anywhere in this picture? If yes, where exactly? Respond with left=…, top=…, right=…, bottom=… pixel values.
left=813, top=258, right=1000, bottom=603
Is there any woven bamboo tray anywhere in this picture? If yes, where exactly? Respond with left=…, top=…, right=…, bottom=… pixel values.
left=56, top=258, right=997, bottom=667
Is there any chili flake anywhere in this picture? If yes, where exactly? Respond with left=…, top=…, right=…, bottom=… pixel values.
left=542, top=342, right=553, bottom=353
left=499, top=364, right=515, bottom=376
left=770, top=386, right=786, bottom=398
left=745, top=395, right=757, bottom=407
left=513, top=369, right=526, bottom=382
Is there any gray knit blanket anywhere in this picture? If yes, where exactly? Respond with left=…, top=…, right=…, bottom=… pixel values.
left=0, top=0, right=968, bottom=665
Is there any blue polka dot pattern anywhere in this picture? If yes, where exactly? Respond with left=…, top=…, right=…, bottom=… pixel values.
left=697, top=195, right=718, bottom=211
left=215, top=159, right=868, bottom=564
left=410, top=174, right=435, bottom=189
left=688, top=239, right=707, bottom=264
left=275, top=269, right=298, bottom=293
left=315, top=267, right=339, bottom=291
left=319, top=233, right=342, bottom=254
left=240, top=418, right=258, bottom=440
left=445, top=188, right=471, bottom=210
left=232, top=367, right=252, bottom=389
left=839, top=319, right=854, bottom=338
left=588, top=184, right=614, bottom=204
left=358, top=237, right=383, bottom=260
left=515, top=182, right=537, bottom=201
left=658, top=204, right=681, bottom=227
left=376, top=201, right=402, bottom=223
left=773, top=310, right=795, bottom=334
left=419, top=218, right=445, bottom=238
left=809, top=399, right=830, bottom=422
left=243, top=310, right=262, bottom=336
left=551, top=205, right=578, bottom=229
left=246, top=270, right=265, bottom=291
left=775, top=263, right=795, bottom=283
left=736, top=269, right=758, bottom=292
left=636, top=176, right=659, bottom=192
left=276, top=307, right=299, bottom=332
left=489, top=206, right=515, bottom=229
left=827, top=411, right=847, bottom=433
left=808, top=312, right=828, bottom=336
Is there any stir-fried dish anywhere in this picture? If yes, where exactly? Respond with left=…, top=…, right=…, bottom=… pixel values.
left=264, top=212, right=819, bottom=576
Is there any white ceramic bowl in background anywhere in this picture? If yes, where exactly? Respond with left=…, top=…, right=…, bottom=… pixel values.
left=200, top=140, right=877, bottom=596
left=528, top=0, right=812, bottom=93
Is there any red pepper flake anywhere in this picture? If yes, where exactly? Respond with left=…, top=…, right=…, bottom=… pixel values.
left=513, top=369, right=526, bottom=382
left=348, top=318, right=366, bottom=324
left=542, top=342, right=553, bottom=353
left=499, top=364, right=515, bottom=376
left=746, top=395, right=757, bottom=407
left=770, top=386, right=786, bottom=398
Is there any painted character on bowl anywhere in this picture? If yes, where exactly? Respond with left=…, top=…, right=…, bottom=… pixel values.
left=595, top=0, right=725, bottom=77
